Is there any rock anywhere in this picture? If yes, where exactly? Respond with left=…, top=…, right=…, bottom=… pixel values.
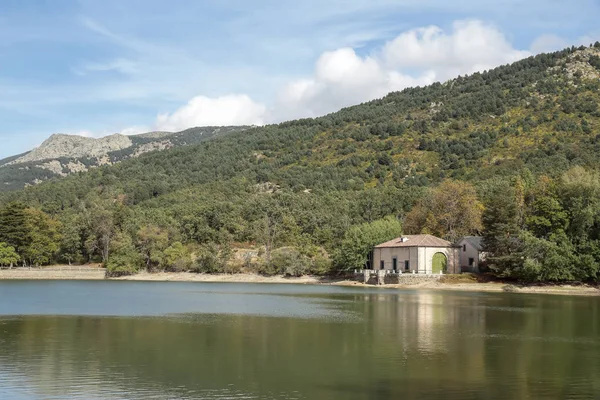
left=12, top=133, right=133, bottom=164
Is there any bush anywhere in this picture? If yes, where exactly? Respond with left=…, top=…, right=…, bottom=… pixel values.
left=105, top=251, right=142, bottom=277
left=190, top=243, right=232, bottom=273
left=163, top=242, right=192, bottom=272
left=270, top=247, right=310, bottom=277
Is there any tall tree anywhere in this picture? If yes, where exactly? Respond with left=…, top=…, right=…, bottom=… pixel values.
left=137, top=225, right=169, bottom=270
left=59, top=213, right=83, bottom=265
left=22, top=208, right=61, bottom=266
left=0, top=203, right=29, bottom=261
left=335, top=216, right=403, bottom=271
left=404, top=180, right=483, bottom=242
left=481, top=180, right=523, bottom=276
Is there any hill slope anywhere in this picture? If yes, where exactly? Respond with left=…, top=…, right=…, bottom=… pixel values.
left=0, top=126, right=248, bottom=191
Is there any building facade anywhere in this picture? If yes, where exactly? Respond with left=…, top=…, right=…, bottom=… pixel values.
left=373, top=234, right=460, bottom=274
left=456, top=236, right=485, bottom=273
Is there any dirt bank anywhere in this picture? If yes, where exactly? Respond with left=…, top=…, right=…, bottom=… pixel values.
left=0, top=265, right=106, bottom=280
left=1, top=267, right=598, bottom=296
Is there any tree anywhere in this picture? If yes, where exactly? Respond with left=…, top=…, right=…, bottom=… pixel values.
left=265, top=247, right=310, bottom=277
left=86, top=208, right=115, bottom=264
left=481, top=180, right=523, bottom=276
left=559, top=167, right=600, bottom=245
left=22, top=208, right=62, bottom=266
left=163, top=242, right=192, bottom=272
left=334, top=216, right=403, bottom=271
left=245, top=195, right=287, bottom=264
left=191, top=242, right=232, bottom=273
left=0, top=242, right=19, bottom=268
left=404, top=180, right=483, bottom=243
left=60, top=214, right=83, bottom=265
left=105, top=230, right=142, bottom=277
left=137, top=225, right=169, bottom=270
left=0, top=203, right=29, bottom=261
left=525, top=194, right=568, bottom=240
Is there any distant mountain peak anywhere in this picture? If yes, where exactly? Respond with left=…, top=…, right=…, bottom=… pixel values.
left=0, top=125, right=248, bottom=191
left=12, top=133, right=133, bottom=164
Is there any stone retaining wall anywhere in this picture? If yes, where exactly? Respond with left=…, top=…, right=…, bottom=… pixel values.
left=357, top=270, right=443, bottom=285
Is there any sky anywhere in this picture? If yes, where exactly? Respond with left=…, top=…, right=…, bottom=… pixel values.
left=0, top=0, right=599, bottom=159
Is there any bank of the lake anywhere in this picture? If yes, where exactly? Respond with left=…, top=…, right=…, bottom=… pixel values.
left=1, top=266, right=599, bottom=296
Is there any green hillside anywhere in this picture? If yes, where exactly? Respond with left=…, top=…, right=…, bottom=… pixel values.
left=0, top=126, right=247, bottom=191
left=1, top=44, right=600, bottom=283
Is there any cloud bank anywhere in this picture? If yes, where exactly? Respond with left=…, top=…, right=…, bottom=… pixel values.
left=144, top=20, right=531, bottom=132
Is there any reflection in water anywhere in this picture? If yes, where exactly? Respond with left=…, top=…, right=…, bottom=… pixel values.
left=0, top=282, right=598, bottom=399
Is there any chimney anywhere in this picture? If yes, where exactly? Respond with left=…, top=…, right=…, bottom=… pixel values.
left=400, top=237, right=409, bottom=243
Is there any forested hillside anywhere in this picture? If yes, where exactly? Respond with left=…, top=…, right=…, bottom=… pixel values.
left=0, top=126, right=247, bottom=191
left=1, top=44, right=600, bottom=283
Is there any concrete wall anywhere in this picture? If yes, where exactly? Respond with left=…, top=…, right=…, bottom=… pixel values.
left=373, top=246, right=459, bottom=274
left=457, top=239, right=481, bottom=272
left=373, top=247, right=418, bottom=273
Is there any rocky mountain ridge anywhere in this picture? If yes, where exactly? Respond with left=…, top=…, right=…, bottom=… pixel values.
left=9, top=133, right=134, bottom=165
left=0, top=126, right=248, bottom=191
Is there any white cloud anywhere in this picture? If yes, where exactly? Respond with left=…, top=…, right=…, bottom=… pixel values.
left=154, top=95, right=267, bottom=131
left=270, top=19, right=530, bottom=121
left=120, top=126, right=149, bottom=135
left=79, top=58, right=139, bottom=75
left=382, top=20, right=530, bottom=76
left=530, top=34, right=569, bottom=54
left=65, top=125, right=148, bottom=138
left=70, top=19, right=548, bottom=135
left=272, top=48, right=435, bottom=120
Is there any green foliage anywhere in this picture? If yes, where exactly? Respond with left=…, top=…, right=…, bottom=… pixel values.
left=59, top=213, right=83, bottom=265
left=163, top=242, right=192, bottom=272
left=105, top=230, right=143, bottom=277
left=0, top=203, right=30, bottom=257
left=137, top=225, right=169, bottom=270
left=404, top=180, right=483, bottom=242
left=261, top=246, right=332, bottom=277
left=191, top=243, right=232, bottom=273
left=263, top=247, right=311, bottom=277
left=334, top=216, right=403, bottom=272
left=0, top=242, right=19, bottom=267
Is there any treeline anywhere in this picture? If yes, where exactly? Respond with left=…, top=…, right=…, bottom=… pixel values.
left=2, top=166, right=600, bottom=283
left=0, top=184, right=421, bottom=277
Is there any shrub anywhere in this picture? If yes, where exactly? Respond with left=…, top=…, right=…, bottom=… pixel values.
left=163, top=242, right=192, bottom=272
left=190, top=243, right=232, bottom=273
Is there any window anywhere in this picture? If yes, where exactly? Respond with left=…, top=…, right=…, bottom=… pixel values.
left=392, top=257, right=398, bottom=271
left=469, top=257, right=474, bottom=266
left=404, top=260, right=410, bottom=271
left=380, top=260, right=385, bottom=270
left=463, top=244, right=466, bottom=252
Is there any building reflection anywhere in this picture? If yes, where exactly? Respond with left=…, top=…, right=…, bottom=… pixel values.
left=0, top=291, right=598, bottom=400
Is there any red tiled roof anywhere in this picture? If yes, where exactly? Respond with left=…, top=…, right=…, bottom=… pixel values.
left=375, top=234, right=453, bottom=248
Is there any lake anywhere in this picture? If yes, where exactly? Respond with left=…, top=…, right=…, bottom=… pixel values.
left=0, top=281, right=598, bottom=399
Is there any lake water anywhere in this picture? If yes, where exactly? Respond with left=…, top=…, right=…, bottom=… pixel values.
left=0, top=281, right=598, bottom=399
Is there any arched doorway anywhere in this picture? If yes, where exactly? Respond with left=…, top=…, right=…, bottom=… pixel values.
left=432, top=252, right=447, bottom=274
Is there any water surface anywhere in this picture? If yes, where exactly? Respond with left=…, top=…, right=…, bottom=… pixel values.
left=0, top=281, right=598, bottom=399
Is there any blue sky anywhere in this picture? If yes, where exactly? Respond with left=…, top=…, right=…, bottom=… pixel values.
left=0, top=0, right=598, bottom=158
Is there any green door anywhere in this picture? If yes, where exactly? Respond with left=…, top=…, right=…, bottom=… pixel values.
left=432, top=253, right=447, bottom=274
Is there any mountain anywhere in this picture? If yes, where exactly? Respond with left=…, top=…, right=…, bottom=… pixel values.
left=0, top=126, right=248, bottom=191
left=3, top=44, right=600, bottom=202
left=2, top=44, right=600, bottom=282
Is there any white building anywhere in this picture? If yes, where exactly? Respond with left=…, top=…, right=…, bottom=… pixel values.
left=373, top=235, right=460, bottom=274
left=456, top=236, right=486, bottom=273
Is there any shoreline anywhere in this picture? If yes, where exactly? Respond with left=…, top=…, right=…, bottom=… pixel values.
left=0, top=267, right=598, bottom=297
